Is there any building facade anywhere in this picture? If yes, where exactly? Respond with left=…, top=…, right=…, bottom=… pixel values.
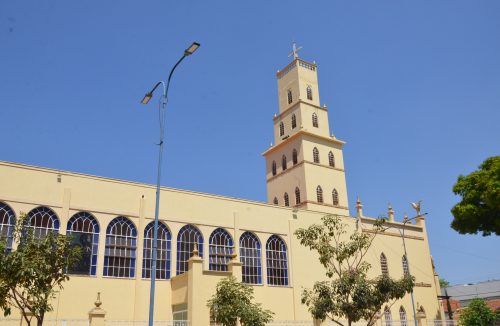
left=0, top=54, right=444, bottom=325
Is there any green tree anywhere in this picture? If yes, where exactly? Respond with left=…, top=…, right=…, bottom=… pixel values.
left=207, top=276, right=274, bottom=326
left=0, top=214, right=81, bottom=326
left=458, top=298, right=497, bottom=326
left=440, top=278, right=450, bottom=288
left=451, top=156, right=500, bottom=236
left=295, top=215, right=414, bottom=326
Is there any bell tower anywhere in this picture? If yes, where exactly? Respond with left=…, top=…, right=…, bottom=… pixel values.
left=263, top=45, right=349, bottom=214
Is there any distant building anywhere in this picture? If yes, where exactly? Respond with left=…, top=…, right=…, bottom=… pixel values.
left=442, top=280, right=500, bottom=319
left=0, top=51, right=445, bottom=325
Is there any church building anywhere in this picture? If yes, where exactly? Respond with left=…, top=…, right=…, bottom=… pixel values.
left=0, top=51, right=445, bottom=325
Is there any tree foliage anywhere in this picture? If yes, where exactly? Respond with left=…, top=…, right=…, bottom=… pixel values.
left=439, top=278, right=450, bottom=288
left=0, top=214, right=81, bottom=326
left=451, top=156, right=500, bottom=236
left=295, top=215, right=414, bottom=326
left=207, top=276, right=274, bottom=326
left=458, top=298, right=498, bottom=326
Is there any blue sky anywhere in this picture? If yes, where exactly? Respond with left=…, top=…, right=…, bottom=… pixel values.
left=1, top=0, right=499, bottom=285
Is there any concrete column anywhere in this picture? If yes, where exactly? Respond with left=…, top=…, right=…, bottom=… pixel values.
left=228, top=253, right=242, bottom=280
left=187, top=249, right=204, bottom=325
left=60, top=188, right=71, bottom=233
left=133, top=196, right=146, bottom=320
left=88, top=293, right=106, bottom=326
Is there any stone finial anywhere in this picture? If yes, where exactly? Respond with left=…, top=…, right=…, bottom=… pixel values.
left=231, top=251, right=238, bottom=261
left=192, top=242, right=199, bottom=257
left=387, top=203, right=395, bottom=222
left=94, top=292, right=102, bottom=308
left=356, top=196, right=363, bottom=217
left=403, top=213, right=409, bottom=224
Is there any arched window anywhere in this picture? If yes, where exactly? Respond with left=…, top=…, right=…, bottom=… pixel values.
left=380, top=253, right=389, bottom=276
left=284, top=193, right=290, bottom=207
left=402, top=255, right=409, bottom=276
left=295, top=187, right=301, bottom=205
left=177, top=224, right=203, bottom=275
left=272, top=161, right=277, bottom=176
left=399, top=307, right=407, bottom=326
left=312, top=113, right=318, bottom=127
left=0, top=202, right=15, bottom=252
left=328, top=151, right=335, bottom=167
left=266, top=235, right=289, bottom=286
left=239, top=231, right=262, bottom=284
left=292, top=149, right=298, bottom=165
left=282, top=155, right=287, bottom=171
left=287, top=89, right=293, bottom=104
left=273, top=197, right=278, bottom=205
left=209, top=228, right=233, bottom=271
left=332, top=189, right=339, bottom=206
left=291, top=114, right=297, bottom=129
left=316, top=186, right=323, bottom=203
left=103, top=216, right=137, bottom=278
left=26, top=206, right=60, bottom=238
left=143, top=222, right=171, bottom=279
left=279, top=122, right=284, bottom=136
left=66, top=212, right=99, bottom=276
left=384, top=307, right=392, bottom=326
left=313, top=147, right=320, bottom=163
left=306, top=85, right=313, bottom=100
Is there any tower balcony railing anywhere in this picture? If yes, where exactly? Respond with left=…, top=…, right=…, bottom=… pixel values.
left=277, top=58, right=316, bottom=79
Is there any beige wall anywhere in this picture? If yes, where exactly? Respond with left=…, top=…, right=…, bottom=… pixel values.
left=0, top=161, right=443, bottom=323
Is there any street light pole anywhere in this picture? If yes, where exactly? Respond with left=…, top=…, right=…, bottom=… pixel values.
left=140, top=42, right=200, bottom=326
left=382, top=212, right=427, bottom=326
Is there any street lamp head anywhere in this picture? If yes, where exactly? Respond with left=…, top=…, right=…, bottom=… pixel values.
left=184, top=42, right=200, bottom=56
left=141, top=92, right=153, bottom=105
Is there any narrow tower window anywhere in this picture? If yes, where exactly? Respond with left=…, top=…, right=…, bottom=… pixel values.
left=279, top=122, right=284, bottom=136
left=291, top=114, right=297, bottom=129
left=380, top=253, right=389, bottom=276
left=273, top=197, right=278, bottom=205
left=313, top=147, right=320, bottom=163
left=284, top=193, right=289, bottom=207
left=332, top=189, right=339, bottom=206
left=312, top=113, right=318, bottom=128
left=282, top=155, right=287, bottom=171
left=295, top=187, right=301, bottom=205
left=306, top=85, right=313, bottom=100
left=328, top=151, right=335, bottom=167
left=272, top=161, right=277, bottom=176
left=316, top=186, right=323, bottom=203
left=287, top=89, right=293, bottom=104
left=292, top=149, right=298, bottom=165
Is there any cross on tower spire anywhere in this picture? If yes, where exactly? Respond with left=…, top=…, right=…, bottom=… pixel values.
left=288, top=41, right=302, bottom=59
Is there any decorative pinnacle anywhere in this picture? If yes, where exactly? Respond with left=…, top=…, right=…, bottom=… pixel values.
left=94, top=292, right=102, bottom=308
left=356, top=196, right=363, bottom=217
left=192, top=241, right=199, bottom=257
left=403, top=213, right=409, bottom=223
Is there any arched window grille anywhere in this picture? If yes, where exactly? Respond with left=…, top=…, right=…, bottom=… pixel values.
left=177, top=224, right=203, bottom=275
left=25, top=206, right=60, bottom=238
left=273, top=197, right=278, bottom=205
left=332, top=189, right=339, bottom=206
left=66, top=212, right=99, bottom=276
left=282, top=155, right=287, bottom=171
left=284, top=193, right=289, bottom=207
left=103, top=216, right=137, bottom=278
left=291, top=114, right=297, bottom=129
left=272, top=161, right=277, bottom=176
left=209, top=228, right=233, bottom=271
left=287, top=89, right=293, bottom=104
left=143, top=222, right=171, bottom=279
left=399, top=307, right=407, bottom=326
left=384, top=307, right=392, bottom=326
left=0, top=202, right=15, bottom=252
left=312, top=113, right=318, bottom=127
left=316, top=186, right=323, bottom=203
left=295, top=187, right=301, bottom=205
left=266, top=235, right=288, bottom=286
left=313, top=147, right=320, bottom=163
left=380, top=253, right=389, bottom=276
left=292, top=149, right=298, bottom=165
left=306, top=85, right=313, bottom=100
left=279, top=122, right=284, bottom=136
left=402, top=255, right=409, bottom=276
left=239, top=232, right=262, bottom=284
left=328, top=151, right=335, bottom=167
